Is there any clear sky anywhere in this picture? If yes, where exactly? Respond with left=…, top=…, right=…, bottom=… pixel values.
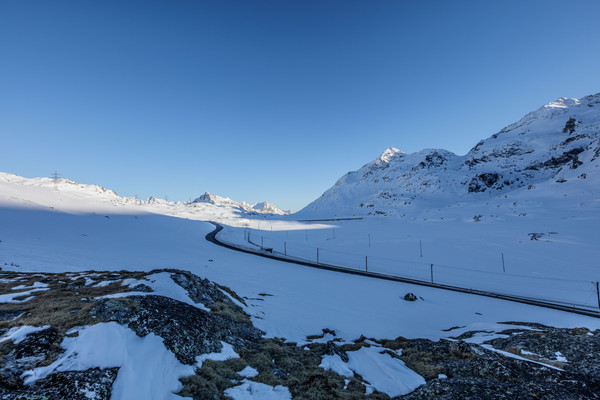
left=1, top=0, right=599, bottom=211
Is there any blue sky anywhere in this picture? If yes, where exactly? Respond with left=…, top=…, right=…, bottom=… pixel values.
left=1, top=0, right=599, bottom=211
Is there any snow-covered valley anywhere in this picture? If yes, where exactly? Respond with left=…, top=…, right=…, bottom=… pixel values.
left=1, top=94, right=600, bottom=399
left=4, top=172, right=596, bottom=341
left=2, top=176, right=599, bottom=399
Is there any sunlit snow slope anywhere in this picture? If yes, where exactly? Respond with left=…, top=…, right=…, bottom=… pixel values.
left=0, top=173, right=286, bottom=220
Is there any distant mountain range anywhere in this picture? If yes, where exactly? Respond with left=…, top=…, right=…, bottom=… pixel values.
left=192, top=192, right=288, bottom=215
left=0, top=173, right=288, bottom=216
left=296, top=93, right=600, bottom=218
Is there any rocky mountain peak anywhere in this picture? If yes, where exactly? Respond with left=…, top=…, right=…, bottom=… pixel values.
left=376, top=147, right=403, bottom=165
left=192, top=192, right=222, bottom=205
left=192, top=192, right=287, bottom=214
left=252, top=201, right=288, bottom=215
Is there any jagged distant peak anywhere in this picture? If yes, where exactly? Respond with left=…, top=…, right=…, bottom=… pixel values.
left=252, top=200, right=272, bottom=209
left=192, top=192, right=288, bottom=214
left=195, top=191, right=213, bottom=201
left=376, top=147, right=403, bottom=164
left=252, top=200, right=287, bottom=215
left=193, top=192, right=226, bottom=204
left=0, top=172, right=288, bottom=215
left=144, top=196, right=172, bottom=205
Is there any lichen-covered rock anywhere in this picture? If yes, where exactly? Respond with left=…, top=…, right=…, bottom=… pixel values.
left=399, top=375, right=595, bottom=400
left=0, top=327, right=60, bottom=388
left=397, top=328, right=600, bottom=400
left=489, top=324, right=600, bottom=385
left=0, top=269, right=262, bottom=398
left=130, top=283, right=152, bottom=293
left=132, top=295, right=263, bottom=364
left=168, top=269, right=229, bottom=307
left=89, top=298, right=136, bottom=324
left=0, top=367, right=118, bottom=400
left=91, top=294, right=263, bottom=365
left=324, top=341, right=348, bottom=363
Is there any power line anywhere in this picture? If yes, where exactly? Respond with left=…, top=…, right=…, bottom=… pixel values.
left=51, top=171, right=61, bottom=182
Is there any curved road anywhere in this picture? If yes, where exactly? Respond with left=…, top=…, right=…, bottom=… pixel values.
left=206, top=222, right=600, bottom=319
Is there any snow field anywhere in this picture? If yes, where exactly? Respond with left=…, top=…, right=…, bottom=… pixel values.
left=217, top=203, right=600, bottom=310
left=2, top=203, right=599, bottom=342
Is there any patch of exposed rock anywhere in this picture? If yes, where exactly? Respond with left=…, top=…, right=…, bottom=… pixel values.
left=168, top=269, right=230, bottom=307
left=0, top=367, right=118, bottom=400
left=396, top=325, right=600, bottom=400
left=0, top=327, right=61, bottom=388
left=489, top=322, right=600, bottom=385
left=91, top=295, right=263, bottom=365
left=0, top=269, right=262, bottom=397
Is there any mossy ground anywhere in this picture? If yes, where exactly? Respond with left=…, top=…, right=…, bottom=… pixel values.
left=3, top=270, right=596, bottom=399
left=180, top=337, right=391, bottom=400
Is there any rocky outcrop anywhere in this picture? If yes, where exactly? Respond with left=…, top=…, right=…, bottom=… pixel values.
left=467, top=172, right=501, bottom=193
left=0, top=327, right=61, bottom=389
left=2, top=270, right=599, bottom=399
left=397, top=324, right=600, bottom=399
left=0, top=269, right=262, bottom=398
left=0, top=367, right=119, bottom=400
left=488, top=323, right=600, bottom=384
left=91, top=295, right=262, bottom=365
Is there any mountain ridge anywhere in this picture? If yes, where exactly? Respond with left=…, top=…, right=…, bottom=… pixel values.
left=192, top=192, right=287, bottom=215
left=296, top=93, right=600, bottom=218
left=0, top=173, right=288, bottom=216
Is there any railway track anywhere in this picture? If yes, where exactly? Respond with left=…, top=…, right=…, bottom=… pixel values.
left=206, top=222, right=600, bottom=319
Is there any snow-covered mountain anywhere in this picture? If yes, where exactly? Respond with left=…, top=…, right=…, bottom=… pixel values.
left=251, top=200, right=289, bottom=215
left=0, top=174, right=139, bottom=213
left=192, top=192, right=288, bottom=215
left=297, top=93, right=600, bottom=218
left=192, top=192, right=245, bottom=208
left=0, top=173, right=287, bottom=217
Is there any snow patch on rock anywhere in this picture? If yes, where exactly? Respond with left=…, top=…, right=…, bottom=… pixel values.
left=224, top=380, right=292, bottom=400
left=21, top=322, right=195, bottom=400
